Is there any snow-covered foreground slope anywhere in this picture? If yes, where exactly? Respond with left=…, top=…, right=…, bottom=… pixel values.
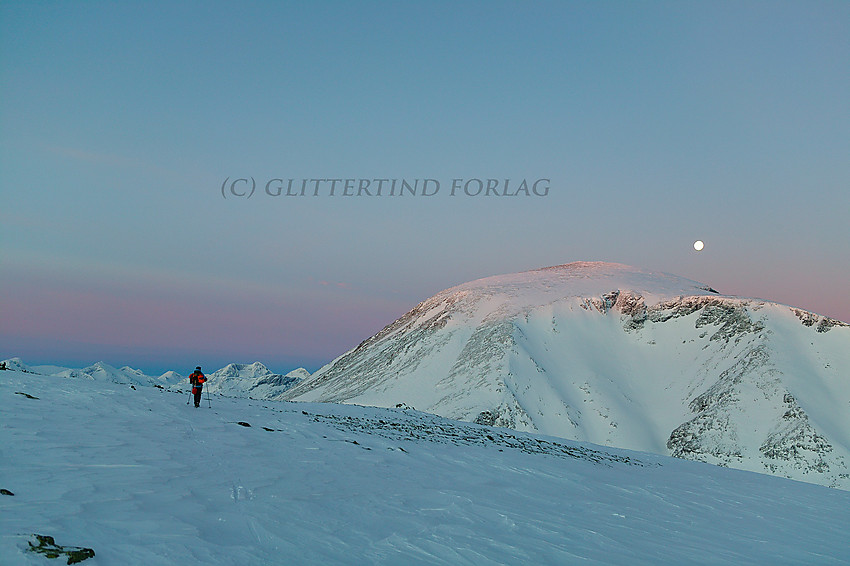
left=2, top=370, right=850, bottom=565
left=283, top=262, right=850, bottom=489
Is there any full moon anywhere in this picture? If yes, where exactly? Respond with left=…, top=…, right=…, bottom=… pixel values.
left=693, top=240, right=705, bottom=251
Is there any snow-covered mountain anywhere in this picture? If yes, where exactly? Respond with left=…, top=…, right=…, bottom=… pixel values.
left=3, top=368, right=850, bottom=565
left=0, top=358, right=176, bottom=387
left=283, top=262, right=850, bottom=489
left=202, top=362, right=308, bottom=398
left=158, top=370, right=185, bottom=384
left=57, top=361, right=164, bottom=386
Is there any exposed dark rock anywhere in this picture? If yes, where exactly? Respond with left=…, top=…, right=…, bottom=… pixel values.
left=816, top=317, right=845, bottom=332
left=295, top=408, right=648, bottom=468
left=474, top=410, right=497, bottom=426
left=795, top=309, right=819, bottom=328
left=760, top=394, right=839, bottom=475
left=28, top=534, right=95, bottom=564
left=667, top=346, right=770, bottom=465
left=601, top=290, right=620, bottom=312
left=792, top=308, right=849, bottom=333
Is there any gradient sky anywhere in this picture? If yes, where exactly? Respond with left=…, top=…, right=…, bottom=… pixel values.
left=2, top=1, right=848, bottom=375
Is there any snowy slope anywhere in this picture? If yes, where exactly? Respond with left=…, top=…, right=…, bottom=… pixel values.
left=2, top=369, right=849, bottom=565
left=283, top=262, right=850, bottom=489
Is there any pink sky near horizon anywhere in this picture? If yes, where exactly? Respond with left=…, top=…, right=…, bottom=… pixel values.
left=2, top=283, right=409, bottom=374
left=3, top=252, right=849, bottom=377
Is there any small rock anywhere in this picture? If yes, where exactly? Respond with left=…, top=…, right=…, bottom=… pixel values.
left=28, top=534, right=95, bottom=564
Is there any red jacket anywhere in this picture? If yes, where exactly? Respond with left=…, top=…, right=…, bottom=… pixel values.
left=190, top=371, right=206, bottom=385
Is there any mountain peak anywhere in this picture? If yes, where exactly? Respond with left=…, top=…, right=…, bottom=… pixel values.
left=285, top=262, right=850, bottom=489
left=446, top=261, right=720, bottom=309
left=212, top=362, right=272, bottom=378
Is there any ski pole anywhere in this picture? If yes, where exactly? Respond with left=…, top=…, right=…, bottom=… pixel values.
left=206, top=384, right=212, bottom=408
left=187, top=389, right=192, bottom=405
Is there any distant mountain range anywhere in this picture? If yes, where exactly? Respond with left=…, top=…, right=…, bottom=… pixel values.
left=1, top=358, right=309, bottom=400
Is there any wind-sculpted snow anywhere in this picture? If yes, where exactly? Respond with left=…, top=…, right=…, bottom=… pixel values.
left=3, top=369, right=850, bottom=565
left=284, top=262, right=850, bottom=489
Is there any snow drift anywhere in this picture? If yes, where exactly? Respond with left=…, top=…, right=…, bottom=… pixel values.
left=283, top=262, right=850, bottom=489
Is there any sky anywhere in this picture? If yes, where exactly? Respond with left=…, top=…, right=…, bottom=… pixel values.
left=2, top=1, right=848, bottom=376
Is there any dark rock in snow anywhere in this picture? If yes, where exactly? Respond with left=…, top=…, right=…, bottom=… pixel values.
left=28, top=534, right=95, bottom=564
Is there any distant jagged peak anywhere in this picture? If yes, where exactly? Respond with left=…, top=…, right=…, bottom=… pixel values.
left=285, top=367, right=312, bottom=379
left=158, top=370, right=184, bottom=382
left=119, top=365, right=146, bottom=375
left=84, top=360, right=115, bottom=372
left=212, top=362, right=274, bottom=379
left=211, top=362, right=310, bottom=379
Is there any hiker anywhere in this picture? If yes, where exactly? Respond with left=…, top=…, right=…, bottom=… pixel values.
left=189, top=366, right=206, bottom=407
